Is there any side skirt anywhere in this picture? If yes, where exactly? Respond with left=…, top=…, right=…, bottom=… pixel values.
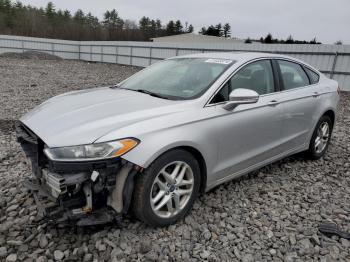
left=206, top=143, right=308, bottom=192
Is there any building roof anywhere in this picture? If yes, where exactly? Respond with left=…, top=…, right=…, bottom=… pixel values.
left=173, top=52, right=282, bottom=60
left=151, top=33, right=245, bottom=43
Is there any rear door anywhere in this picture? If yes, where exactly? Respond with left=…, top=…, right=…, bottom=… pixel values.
left=275, top=59, right=321, bottom=149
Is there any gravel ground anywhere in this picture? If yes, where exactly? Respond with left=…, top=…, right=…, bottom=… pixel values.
left=0, top=58, right=350, bottom=262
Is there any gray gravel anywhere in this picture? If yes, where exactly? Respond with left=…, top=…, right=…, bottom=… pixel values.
left=1, top=57, right=350, bottom=261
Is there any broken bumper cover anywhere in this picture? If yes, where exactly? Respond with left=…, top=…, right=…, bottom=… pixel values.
left=16, top=123, right=139, bottom=226
left=22, top=159, right=137, bottom=226
left=23, top=178, right=117, bottom=226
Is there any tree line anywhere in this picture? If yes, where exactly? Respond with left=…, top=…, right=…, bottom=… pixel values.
left=245, top=33, right=322, bottom=44
left=0, top=0, right=332, bottom=44
left=0, top=0, right=197, bottom=41
left=200, top=23, right=231, bottom=38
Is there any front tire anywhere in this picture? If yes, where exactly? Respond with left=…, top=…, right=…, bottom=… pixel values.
left=132, top=149, right=201, bottom=227
left=306, top=115, right=333, bottom=160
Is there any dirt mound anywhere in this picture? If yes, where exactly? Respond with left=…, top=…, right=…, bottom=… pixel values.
left=0, top=50, right=62, bottom=60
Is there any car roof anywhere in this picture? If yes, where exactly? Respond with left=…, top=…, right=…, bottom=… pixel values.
left=172, top=52, right=299, bottom=63
left=170, top=52, right=320, bottom=72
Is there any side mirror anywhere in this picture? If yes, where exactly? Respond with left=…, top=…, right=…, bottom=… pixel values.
left=223, top=88, right=259, bottom=111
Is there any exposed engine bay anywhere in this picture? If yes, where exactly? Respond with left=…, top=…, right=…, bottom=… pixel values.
left=16, top=123, right=141, bottom=226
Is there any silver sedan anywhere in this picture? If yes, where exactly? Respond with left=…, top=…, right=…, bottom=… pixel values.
left=17, top=52, right=340, bottom=227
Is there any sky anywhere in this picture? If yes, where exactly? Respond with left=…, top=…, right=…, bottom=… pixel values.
left=19, top=0, right=350, bottom=44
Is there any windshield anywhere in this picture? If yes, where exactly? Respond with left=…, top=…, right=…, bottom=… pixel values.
left=119, top=58, right=235, bottom=100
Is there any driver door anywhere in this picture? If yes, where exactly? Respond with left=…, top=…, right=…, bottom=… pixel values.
left=208, top=59, right=286, bottom=183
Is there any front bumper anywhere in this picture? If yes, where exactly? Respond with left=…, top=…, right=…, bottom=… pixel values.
left=23, top=177, right=118, bottom=226
left=16, top=122, right=138, bottom=226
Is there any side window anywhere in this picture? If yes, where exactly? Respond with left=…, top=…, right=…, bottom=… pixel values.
left=278, top=60, right=310, bottom=90
left=210, top=82, right=229, bottom=104
left=210, top=60, right=275, bottom=103
left=230, top=60, right=275, bottom=95
left=304, top=67, right=320, bottom=84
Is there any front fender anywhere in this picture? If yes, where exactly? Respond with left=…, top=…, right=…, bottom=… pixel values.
left=120, top=127, right=218, bottom=177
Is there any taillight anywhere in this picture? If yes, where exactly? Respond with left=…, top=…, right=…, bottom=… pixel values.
left=337, top=85, right=341, bottom=95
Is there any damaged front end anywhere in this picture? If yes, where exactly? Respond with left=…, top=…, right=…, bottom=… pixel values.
left=16, top=123, right=140, bottom=226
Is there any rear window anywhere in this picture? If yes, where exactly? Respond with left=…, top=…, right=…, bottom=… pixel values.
left=278, top=60, right=310, bottom=90
left=304, top=67, right=320, bottom=84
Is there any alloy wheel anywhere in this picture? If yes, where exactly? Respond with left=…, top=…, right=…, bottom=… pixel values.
left=150, top=161, right=194, bottom=218
left=314, top=121, right=330, bottom=154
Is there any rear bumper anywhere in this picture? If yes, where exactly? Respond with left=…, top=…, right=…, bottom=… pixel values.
left=16, top=122, right=139, bottom=226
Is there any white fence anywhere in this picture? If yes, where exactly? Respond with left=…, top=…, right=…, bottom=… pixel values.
left=1, top=35, right=350, bottom=91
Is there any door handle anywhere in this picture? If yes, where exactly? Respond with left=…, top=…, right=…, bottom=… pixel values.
left=268, top=100, right=280, bottom=106
left=313, top=92, right=319, bottom=98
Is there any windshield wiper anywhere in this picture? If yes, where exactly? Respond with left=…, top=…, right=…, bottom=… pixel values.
left=111, top=86, right=170, bottom=100
left=110, top=84, right=119, bottom=89
left=135, top=89, right=170, bottom=100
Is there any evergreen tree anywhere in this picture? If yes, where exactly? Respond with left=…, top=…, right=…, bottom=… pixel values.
left=155, top=19, right=162, bottom=31
left=86, top=12, right=99, bottom=29
left=74, top=9, right=85, bottom=24
left=110, top=9, right=123, bottom=28
left=63, top=10, right=71, bottom=19
left=166, top=20, right=175, bottom=35
left=0, top=0, right=12, bottom=13
left=264, top=33, right=273, bottom=43
left=286, top=35, right=294, bottom=44
left=206, top=25, right=217, bottom=36
left=0, top=0, right=13, bottom=27
left=223, top=23, right=231, bottom=38
left=139, top=16, right=150, bottom=31
left=310, top=37, right=317, bottom=44
left=200, top=27, right=206, bottom=34
left=335, top=40, right=343, bottom=45
left=200, top=23, right=224, bottom=37
left=174, top=20, right=183, bottom=34
left=150, top=19, right=157, bottom=34
left=245, top=38, right=252, bottom=43
left=215, top=23, right=223, bottom=37
left=45, top=2, right=55, bottom=19
left=103, top=9, right=123, bottom=40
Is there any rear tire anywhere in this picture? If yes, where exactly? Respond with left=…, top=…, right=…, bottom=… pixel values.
left=306, top=115, right=333, bottom=160
left=131, top=149, right=200, bottom=227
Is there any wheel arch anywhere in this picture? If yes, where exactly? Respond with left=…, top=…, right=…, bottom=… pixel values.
left=119, top=144, right=209, bottom=215
left=322, top=109, right=335, bottom=128
left=130, top=144, right=208, bottom=194
left=174, top=145, right=207, bottom=194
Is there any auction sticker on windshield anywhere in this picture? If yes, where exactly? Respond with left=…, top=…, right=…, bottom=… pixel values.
left=204, top=58, right=233, bottom=65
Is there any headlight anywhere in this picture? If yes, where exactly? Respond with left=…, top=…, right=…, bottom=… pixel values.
left=44, top=138, right=139, bottom=161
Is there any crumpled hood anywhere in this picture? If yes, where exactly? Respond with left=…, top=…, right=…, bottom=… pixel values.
left=21, top=87, right=185, bottom=147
